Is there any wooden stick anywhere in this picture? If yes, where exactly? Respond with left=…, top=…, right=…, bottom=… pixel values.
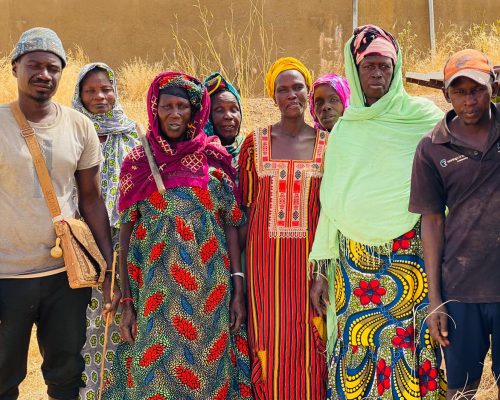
left=98, top=250, right=118, bottom=400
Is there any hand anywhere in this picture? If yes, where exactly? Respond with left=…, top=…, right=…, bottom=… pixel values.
left=120, top=303, right=138, bottom=345
left=427, top=300, right=450, bottom=347
left=230, top=290, right=247, bottom=334
left=310, top=277, right=329, bottom=317
left=102, top=273, right=122, bottom=323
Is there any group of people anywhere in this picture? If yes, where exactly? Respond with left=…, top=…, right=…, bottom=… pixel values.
left=0, top=24, right=498, bottom=400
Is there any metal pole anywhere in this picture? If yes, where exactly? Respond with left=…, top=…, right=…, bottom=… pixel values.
left=428, top=0, right=436, bottom=55
left=353, top=0, right=359, bottom=31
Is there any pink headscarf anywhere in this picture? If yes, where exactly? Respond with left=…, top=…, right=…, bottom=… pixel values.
left=118, top=71, right=236, bottom=212
left=309, top=73, right=351, bottom=131
left=351, top=25, right=398, bottom=65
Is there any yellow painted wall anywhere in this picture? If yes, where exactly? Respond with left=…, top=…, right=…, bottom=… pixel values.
left=1, top=0, right=499, bottom=75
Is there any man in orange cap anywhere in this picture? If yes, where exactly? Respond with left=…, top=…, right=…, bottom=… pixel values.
left=410, top=49, right=500, bottom=399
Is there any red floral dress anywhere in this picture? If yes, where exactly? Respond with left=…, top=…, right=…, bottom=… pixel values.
left=103, top=168, right=252, bottom=400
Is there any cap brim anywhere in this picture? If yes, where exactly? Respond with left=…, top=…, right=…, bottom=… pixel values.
left=445, top=69, right=492, bottom=88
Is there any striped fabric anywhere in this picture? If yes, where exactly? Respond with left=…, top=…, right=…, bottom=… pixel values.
left=239, top=127, right=328, bottom=399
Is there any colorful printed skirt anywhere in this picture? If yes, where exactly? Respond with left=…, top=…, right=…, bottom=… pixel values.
left=328, top=223, right=446, bottom=399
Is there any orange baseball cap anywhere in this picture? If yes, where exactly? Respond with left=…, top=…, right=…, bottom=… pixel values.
left=444, top=49, right=494, bottom=88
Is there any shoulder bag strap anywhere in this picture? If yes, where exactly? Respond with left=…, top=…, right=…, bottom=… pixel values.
left=136, top=123, right=166, bottom=193
left=10, top=101, right=63, bottom=221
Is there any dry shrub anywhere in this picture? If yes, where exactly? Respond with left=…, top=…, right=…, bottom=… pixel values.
left=399, top=20, right=500, bottom=95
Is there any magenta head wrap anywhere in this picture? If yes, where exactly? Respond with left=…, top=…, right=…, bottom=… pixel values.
left=351, top=25, right=398, bottom=65
left=309, top=73, right=350, bottom=131
left=118, top=71, right=236, bottom=212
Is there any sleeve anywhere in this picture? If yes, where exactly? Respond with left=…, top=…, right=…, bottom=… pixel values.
left=211, top=169, right=246, bottom=227
left=409, top=138, right=446, bottom=214
left=120, top=203, right=139, bottom=224
left=238, top=132, right=258, bottom=208
left=76, top=115, right=104, bottom=170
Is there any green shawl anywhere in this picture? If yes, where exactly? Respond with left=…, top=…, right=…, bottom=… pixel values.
left=310, top=37, right=444, bottom=356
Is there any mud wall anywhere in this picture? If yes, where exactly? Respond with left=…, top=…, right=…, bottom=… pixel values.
left=0, top=0, right=498, bottom=76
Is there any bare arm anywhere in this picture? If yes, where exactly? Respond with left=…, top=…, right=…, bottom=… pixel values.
left=225, top=224, right=246, bottom=333
left=75, top=166, right=120, bottom=313
left=118, top=221, right=137, bottom=344
left=421, top=212, right=449, bottom=346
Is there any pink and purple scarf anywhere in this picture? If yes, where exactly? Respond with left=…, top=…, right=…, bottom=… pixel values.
left=118, top=71, right=236, bottom=212
left=308, top=73, right=351, bottom=131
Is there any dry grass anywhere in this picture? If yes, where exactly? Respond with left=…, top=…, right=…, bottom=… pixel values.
left=7, top=20, right=500, bottom=399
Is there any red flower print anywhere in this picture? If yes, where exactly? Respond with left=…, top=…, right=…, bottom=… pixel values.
left=418, top=359, right=439, bottom=395
left=239, top=383, right=253, bottom=397
left=149, top=242, right=165, bottom=263
left=222, top=254, right=230, bottom=270
left=230, top=348, right=236, bottom=366
left=170, top=264, right=198, bottom=291
left=391, top=325, right=415, bottom=352
left=135, top=223, right=147, bottom=240
left=128, top=262, right=143, bottom=288
left=143, top=292, right=165, bottom=316
left=175, top=365, right=201, bottom=389
left=207, top=332, right=229, bottom=363
left=376, top=358, right=391, bottom=395
left=147, top=395, right=166, bottom=400
left=172, top=315, right=199, bottom=340
left=235, top=334, right=249, bottom=356
left=214, top=211, right=222, bottom=226
left=125, top=356, right=134, bottom=388
left=175, top=216, right=194, bottom=241
left=214, top=382, right=229, bottom=400
left=392, top=230, right=416, bottom=252
left=192, top=187, right=213, bottom=210
left=129, top=209, right=138, bottom=222
left=231, top=206, right=243, bottom=222
left=139, top=343, right=166, bottom=367
left=200, top=236, right=219, bottom=263
left=203, top=284, right=227, bottom=313
left=352, top=345, right=359, bottom=354
left=149, top=191, right=167, bottom=211
left=353, top=279, right=386, bottom=306
left=212, top=168, right=224, bottom=181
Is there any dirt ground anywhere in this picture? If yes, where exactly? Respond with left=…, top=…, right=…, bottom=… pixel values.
left=18, top=93, right=498, bottom=399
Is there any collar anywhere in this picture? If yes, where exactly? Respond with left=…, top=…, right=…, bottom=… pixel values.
left=432, top=103, right=500, bottom=145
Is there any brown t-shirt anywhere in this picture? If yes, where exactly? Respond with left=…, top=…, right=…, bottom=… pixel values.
left=409, top=103, right=500, bottom=303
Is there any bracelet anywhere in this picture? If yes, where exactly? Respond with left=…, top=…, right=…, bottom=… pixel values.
left=230, top=272, right=245, bottom=279
left=120, top=297, right=134, bottom=304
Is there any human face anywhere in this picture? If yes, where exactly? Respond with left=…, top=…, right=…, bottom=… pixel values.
left=80, top=70, right=115, bottom=114
left=358, top=55, right=394, bottom=106
left=210, top=91, right=241, bottom=145
left=12, top=51, right=62, bottom=102
left=157, top=94, right=192, bottom=141
left=274, top=70, right=308, bottom=118
left=313, top=84, right=345, bottom=131
left=444, top=76, right=493, bottom=126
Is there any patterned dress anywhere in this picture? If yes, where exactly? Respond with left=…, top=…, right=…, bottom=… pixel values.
left=103, top=169, right=252, bottom=399
left=80, top=132, right=139, bottom=400
left=239, top=127, right=328, bottom=400
left=329, top=223, right=445, bottom=399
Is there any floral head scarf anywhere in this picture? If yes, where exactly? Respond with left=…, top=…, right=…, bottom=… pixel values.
left=72, top=62, right=139, bottom=228
left=309, top=73, right=351, bottom=131
left=203, top=72, right=244, bottom=161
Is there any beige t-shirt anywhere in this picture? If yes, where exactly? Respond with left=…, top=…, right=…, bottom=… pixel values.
left=0, top=103, right=103, bottom=278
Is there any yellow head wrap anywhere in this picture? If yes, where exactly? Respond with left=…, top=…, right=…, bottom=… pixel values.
left=265, top=57, right=313, bottom=99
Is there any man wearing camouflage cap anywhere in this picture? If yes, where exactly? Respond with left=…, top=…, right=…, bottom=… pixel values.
left=0, top=28, right=118, bottom=400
